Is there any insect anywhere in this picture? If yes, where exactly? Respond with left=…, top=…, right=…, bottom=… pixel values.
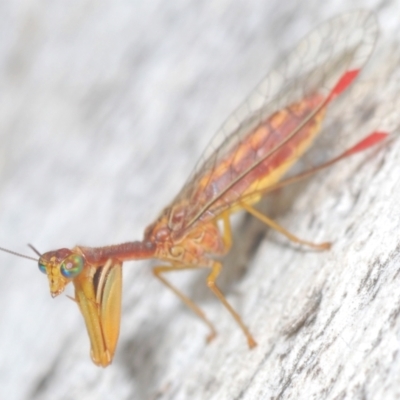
left=0, top=11, right=394, bottom=367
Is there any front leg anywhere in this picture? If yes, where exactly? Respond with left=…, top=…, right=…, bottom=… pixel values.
left=74, top=258, right=123, bottom=367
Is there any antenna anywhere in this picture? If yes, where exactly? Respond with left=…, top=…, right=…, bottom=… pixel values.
left=28, top=244, right=42, bottom=257
left=0, top=246, right=39, bottom=262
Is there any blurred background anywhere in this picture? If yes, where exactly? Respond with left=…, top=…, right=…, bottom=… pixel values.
left=1, top=1, right=400, bottom=399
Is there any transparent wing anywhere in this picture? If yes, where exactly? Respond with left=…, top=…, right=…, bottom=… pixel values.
left=163, top=11, right=380, bottom=233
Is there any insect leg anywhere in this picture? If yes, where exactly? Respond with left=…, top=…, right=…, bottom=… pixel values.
left=153, top=264, right=217, bottom=342
left=206, top=261, right=257, bottom=348
left=221, top=211, right=233, bottom=251
left=240, top=202, right=330, bottom=250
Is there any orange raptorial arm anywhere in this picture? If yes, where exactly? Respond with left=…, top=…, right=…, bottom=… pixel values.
left=41, top=240, right=157, bottom=367
left=73, top=258, right=123, bottom=367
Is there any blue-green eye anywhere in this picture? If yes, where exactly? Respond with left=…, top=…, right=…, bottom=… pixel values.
left=38, top=263, right=47, bottom=274
left=60, top=254, right=84, bottom=278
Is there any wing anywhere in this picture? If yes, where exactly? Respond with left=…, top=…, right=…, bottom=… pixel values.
left=163, top=11, right=380, bottom=234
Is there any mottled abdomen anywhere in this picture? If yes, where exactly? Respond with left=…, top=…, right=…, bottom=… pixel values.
left=161, top=93, right=327, bottom=238
left=195, top=93, right=327, bottom=216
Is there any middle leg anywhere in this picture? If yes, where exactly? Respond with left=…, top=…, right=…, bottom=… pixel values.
left=206, top=261, right=257, bottom=348
left=153, top=263, right=217, bottom=342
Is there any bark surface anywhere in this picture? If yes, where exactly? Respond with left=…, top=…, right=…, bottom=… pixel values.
left=1, top=2, right=400, bottom=399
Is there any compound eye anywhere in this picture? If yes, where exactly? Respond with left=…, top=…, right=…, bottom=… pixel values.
left=60, top=254, right=84, bottom=278
left=38, top=263, right=47, bottom=274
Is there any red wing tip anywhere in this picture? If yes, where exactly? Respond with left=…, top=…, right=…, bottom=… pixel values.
left=344, top=131, right=389, bottom=157
left=360, top=131, right=389, bottom=146
left=329, top=69, right=361, bottom=101
left=370, top=131, right=389, bottom=140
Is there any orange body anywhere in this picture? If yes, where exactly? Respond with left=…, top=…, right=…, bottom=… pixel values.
left=1, top=11, right=391, bottom=367
left=146, top=93, right=327, bottom=266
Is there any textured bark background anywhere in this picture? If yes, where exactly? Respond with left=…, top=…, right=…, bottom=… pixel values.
left=1, top=1, right=400, bottom=400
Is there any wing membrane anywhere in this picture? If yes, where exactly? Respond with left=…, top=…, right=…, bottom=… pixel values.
left=163, top=11, right=379, bottom=233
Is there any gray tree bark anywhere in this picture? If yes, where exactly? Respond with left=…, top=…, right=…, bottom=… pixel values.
left=1, top=1, right=400, bottom=400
